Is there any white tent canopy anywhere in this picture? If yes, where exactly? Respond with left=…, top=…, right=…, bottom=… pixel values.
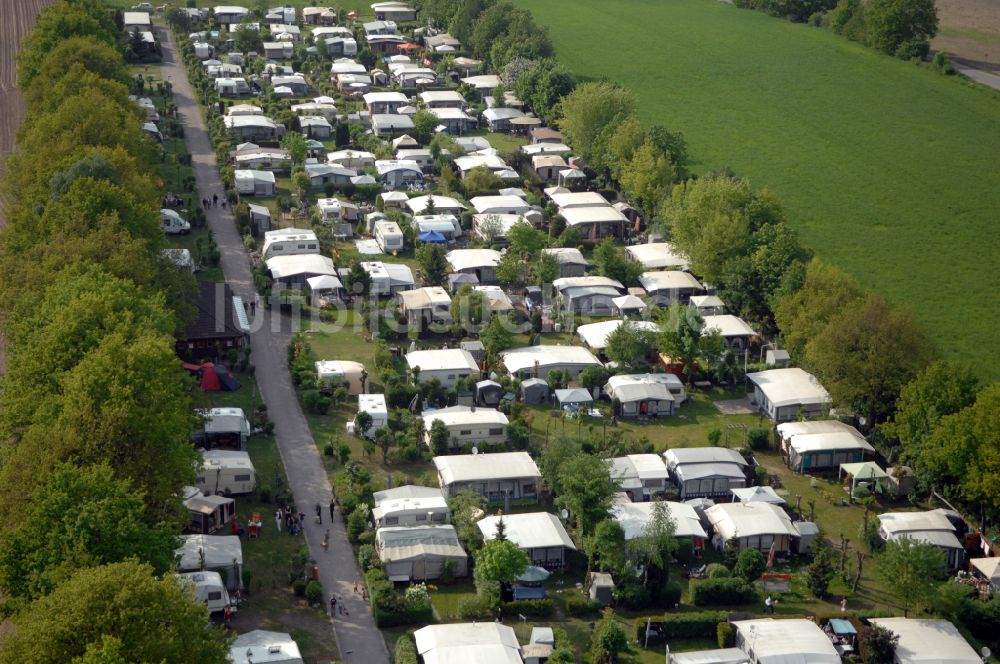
left=731, top=486, right=786, bottom=505
left=733, top=619, right=840, bottom=664
left=870, top=618, right=981, bottom=664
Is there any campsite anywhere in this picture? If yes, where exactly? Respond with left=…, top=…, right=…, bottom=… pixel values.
left=1, top=0, right=999, bottom=663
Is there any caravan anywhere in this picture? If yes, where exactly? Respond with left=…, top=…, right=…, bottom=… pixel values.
left=161, top=209, right=191, bottom=235
left=177, top=571, right=234, bottom=613
left=196, top=449, right=257, bottom=496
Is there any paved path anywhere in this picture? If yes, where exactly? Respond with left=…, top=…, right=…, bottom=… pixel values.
left=158, top=27, right=389, bottom=664
left=953, top=60, right=1000, bottom=92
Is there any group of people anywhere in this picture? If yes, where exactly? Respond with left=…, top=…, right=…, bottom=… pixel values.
left=275, top=507, right=307, bottom=536
left=202, top=192, right=225, bottom=210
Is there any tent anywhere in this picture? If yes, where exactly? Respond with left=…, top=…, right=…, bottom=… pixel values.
left=417, top=230, right=447, bottom=244
left=555, top=388, right=593, bottom=409
left=731, top=486, right=786, bottom=505
left=838, top=461, right=889, bottom=495
left=521, top=378, right=548, bottom=405
left=186, top=362, right=240, bottom=392
left=612, top=294, right=647, bottom=315
left=971, top=557, right=1000, bottom=590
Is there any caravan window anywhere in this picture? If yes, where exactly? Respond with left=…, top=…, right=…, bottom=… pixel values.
left=489, top=428, right=503, bottom=436
left=208, top=591, right=222, bottom=601
left=415, top=514, right=427, bottom=522
left=234, top=474, right=251, bottom=482
left=386, top=517, right=398, bottom=525
left=459, top=429, right=472, bottom=436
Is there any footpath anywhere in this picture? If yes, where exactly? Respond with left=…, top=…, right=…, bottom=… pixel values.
left=158, top=26, right=389, bottom=664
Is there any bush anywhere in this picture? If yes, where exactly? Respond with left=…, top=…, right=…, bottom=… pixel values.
left=324, top=443, right=335, bottom=457
left=305, top=580, right=323, bottom=605
left=659, top=581, right=683, bottom=607
left=502, top=599, right=554, bottom=617
left=747, top=428, right=771, bottom=450
left=394, top=634, right=418, bottom=664
left=292, top=578, right=307, bottom=597
left=706, top=563, right=731, bottom=578
left=690, top=578, right=757, bottom=607
left=365, top=569, right=434, bottom=628
left=347, top=505, right=369, bottom=543
left=733, top=549, right=767, bottom=582
left=614, top=576, right=651, bottom=610
left=358, top=544, right=379, bottom=572
left=257, top=485, right=272, bottom=503
left=457, top=595, right=495, bottom=619
left=675, top=539, right=695, bottom=565
left=717, top=621, right=735, bottom=648
left=565, top=593, right=602, bottom=617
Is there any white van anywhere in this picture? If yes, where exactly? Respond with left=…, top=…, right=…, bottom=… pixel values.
left=196, top=449, right=256, bottom=496
left=161, top=209, right=191, bottom=235
left=176, top=571, right=233, bottom=613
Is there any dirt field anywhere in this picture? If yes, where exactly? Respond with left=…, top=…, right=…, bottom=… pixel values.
left=933, top=0, right=1000, bottom=72
left=0, top=0, right=55, bottom=227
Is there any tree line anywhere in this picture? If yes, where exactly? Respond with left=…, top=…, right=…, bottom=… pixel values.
left=0, top=0, right=228, bottom=659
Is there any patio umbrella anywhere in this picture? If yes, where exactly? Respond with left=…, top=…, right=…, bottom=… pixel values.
left=517, top=566, right=550, bottom=583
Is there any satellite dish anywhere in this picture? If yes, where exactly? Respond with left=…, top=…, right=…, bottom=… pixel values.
left=981, top=647, right=991, bottom=659
left=560, top=509, right=569, bottom=520
left=471, top=446, right=479, bottom=455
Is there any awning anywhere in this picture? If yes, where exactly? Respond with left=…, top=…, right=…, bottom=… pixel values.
left=417, top=230, right=447, bottom=243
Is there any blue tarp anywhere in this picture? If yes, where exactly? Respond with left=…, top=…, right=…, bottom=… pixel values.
left=829, top=619, right=857, bottom=635
left=417, top=230, right=447, bottom=243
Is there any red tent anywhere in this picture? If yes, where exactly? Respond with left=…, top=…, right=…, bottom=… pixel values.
left=199, top=363, right=222, bottom=391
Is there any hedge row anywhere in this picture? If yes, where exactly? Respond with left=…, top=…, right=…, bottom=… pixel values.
left=394, top=634, right=417, bottom=664
left=634, top=611, right=728, bottom=641
left=364, top=570, right=433, bottom=628
left=690, top=577, right=758, bottom=607
left=502, top=599, right=555, bottom=617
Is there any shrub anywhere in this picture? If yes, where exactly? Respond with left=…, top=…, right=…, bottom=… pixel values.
left=358, top=544, right=379, bottom=572
left=365, top=569, right=433, bottom=627
left=747, top=428, right=771, bottom=450
left=659, top=581, right=683, bottom=607
left=717, top=622, right=735, bottom=648
left=614, top=576, right=651, bottom=610
left=292, top=578, right=307, bottom=597
left=565, top=593, right=602, bottom=617
left=657, top=611, right=727, bottom=639
left=675, top=539, right=695, bottom=565
left=394, top=634, right=418, bottom=664
left=258, top=485, right=272, bottom=503
left=305, top=580, right=323, bottom=605
left=733, top=549, right=767, bottom=582
left=706, top=563, right=731, bottom=578
left=690, top=578, right=757, bottom=606
left=457, top=595, right=495, bottom=619
left=324, top=443, right=335, bottom=457
left=502, top=599, right=555, bottom=617
left=347, top=505, right=369, bottom=543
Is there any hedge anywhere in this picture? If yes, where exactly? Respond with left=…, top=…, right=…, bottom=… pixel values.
left=565, top=594, right=603, bottom=617
left=457, top=595, right=494, bottom=620
left=502, top=599, right=555, bottom=617
left=717, top=622, right=734, bottom=648
left=364, top=569, right=433, bottom=628
left=394, top=634, right=418, bottom=664
left=634, top=611, right=727, bottom=641
left=690, top=577, right=757, bottom=606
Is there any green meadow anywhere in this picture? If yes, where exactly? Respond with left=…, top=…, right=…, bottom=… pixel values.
left=515, top=0, right=1000, bottom=379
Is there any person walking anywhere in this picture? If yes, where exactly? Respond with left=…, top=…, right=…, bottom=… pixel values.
left=275, top=509, right=283, bottom=533
left=764, top=594, right=774, bottom=614
left=329, top=595, right=337, bottom=617
left=315, top=503, right=323, bottom=524
left=329, top=499, right=336, bottom=520
left=212, top=193, right=218, bottom=207
left=840, top=596, right=848, bottom=612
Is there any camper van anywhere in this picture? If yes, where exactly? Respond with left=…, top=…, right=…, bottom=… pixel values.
left=177, top=571, right=234, bottom=613
left=196, top=449, right=256, bottom=496
left=374, top=220, right=404, bottom=254
left=161, top=209, right=191, bottom=234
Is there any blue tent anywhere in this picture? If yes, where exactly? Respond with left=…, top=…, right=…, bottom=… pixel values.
left=417, top=230, right=447, bottom=244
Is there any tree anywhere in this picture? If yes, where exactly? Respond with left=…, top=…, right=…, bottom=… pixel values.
left=580, top=365, right=612, bottom=395
left=354, top=410, right=373, bottom=439
left=647, top=125, right=689, bottom=174
left=513, top=59, right=575, bottom=125
left=878, top=537, right=945, bottom=616
left=411, top=109, right=439, bottom=145
left=281, top=131, right=308, bottom=165
left=474, top=538, right=529, bottom=600
left=556, top=455, right=617, bottom=536
left=450, top=284, right=490, bottom=334
left=232, top=23, right=263, bottom=53
left=541, top=436, right=579, bottom=494
left=618, top=139, right=676, bottom=221
left=863, top=0, right=938, bottom=57
left=480, top=314, right=514, bottom=369
left=604, top=321, right=658, bottom=369
left=531, top=251, right=560, bottom=286
left=24, top=38, right=129, bottom=111
left=658, top=302, right=724, bottom=384
left=633, top=500, right=677, bottom=591
left=773, top=258, right=866, bottom=357
left=0, top=463, right=179, bottom=604
left=805, top=293, right=936, bottom=424
left=591, top=609, right=629, bottom=664
left=592, top=238, right=641, bottom=286
left=881, top=360, right=979, bottom=460
left=807, top=541, right=837, bottom=598
left=589, top=519, right=627, bottom=574
left=347, top=260, right=371, bottom=296
left=416, top=242, right=449, bottom=287
left=374, top=427, right=396, bottom=463
left=858, top=624, right=898, bottom=664
left=732, top=548, right=766, bottom=582
left=17, top=0, right=120, bottom=89
left=476, top=214, right=505, bottom=246
left=0, top=561, right=228, bottom=663
left=557, top=81, right=637, bottom=176
left=429, top=419, right=450, bottom=455
left=448, top=488, right=487, bottom=552
left=462, top=165, right=502, bottom=197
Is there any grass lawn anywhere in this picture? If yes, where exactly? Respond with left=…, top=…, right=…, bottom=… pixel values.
left=513, top=0, right=1000, bottom=380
